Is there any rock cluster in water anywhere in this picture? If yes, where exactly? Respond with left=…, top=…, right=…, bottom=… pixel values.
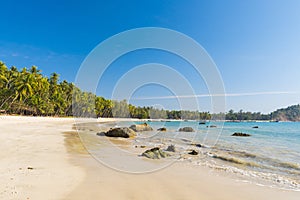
left=97, top=123, right=154, bottom=138
left=130, top=123, right=153, bottom=132
left=104, top=127, right=136, bottom=138
left=178, top=127, right=195, bottom=132
left=232, top=132, right=251, bottom=137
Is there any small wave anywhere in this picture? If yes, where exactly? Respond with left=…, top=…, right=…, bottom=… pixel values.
left=210, top=147, right=300, bottom=172
left=212, top=154, right=259, bottom=167
left=194, top=160, right=300, bottom=191
left=278, top=162, right=300, bottom=170
left=228, top=151, right=257, bottom=158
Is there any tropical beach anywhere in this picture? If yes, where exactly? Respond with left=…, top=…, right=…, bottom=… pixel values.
left=0, top=115, right=299, bottom=199
left=1, top=1, right=300, bottom=199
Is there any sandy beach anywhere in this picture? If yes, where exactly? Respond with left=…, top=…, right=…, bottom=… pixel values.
left=1, top=116, right=299, bottom=200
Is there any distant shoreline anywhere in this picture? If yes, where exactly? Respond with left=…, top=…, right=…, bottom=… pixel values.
left=1, top=114, right=299, bottom=123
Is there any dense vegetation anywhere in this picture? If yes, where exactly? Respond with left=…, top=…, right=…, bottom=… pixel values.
left=0, top=61, right=210, bottom=119
left=271, top=105, right=300, bottom=121
left=1, top=61, right=299, bottom=121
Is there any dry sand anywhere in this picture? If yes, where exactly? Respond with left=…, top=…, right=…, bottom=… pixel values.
left=0, top=116, right=299, bottom=200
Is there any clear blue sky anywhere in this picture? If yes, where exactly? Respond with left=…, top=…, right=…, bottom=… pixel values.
left=1, top=0, right=300, bottom=113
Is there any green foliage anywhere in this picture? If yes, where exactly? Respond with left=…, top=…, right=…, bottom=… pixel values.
left=222, top=109, right=271, bottom=121
left=1, top=61, right=299, bottom=121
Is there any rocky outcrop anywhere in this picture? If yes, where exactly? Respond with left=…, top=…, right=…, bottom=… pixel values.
left=157, top=127, right=167, bottom=131
left=231, top=132, right=251, bottom=137
left=130, top=123, right=153, bottom=132
left=178, top=127, right=195, bottom=132
left=142, top=147, right=169, bottom=159
left=103, top=127, right=136, bottom=138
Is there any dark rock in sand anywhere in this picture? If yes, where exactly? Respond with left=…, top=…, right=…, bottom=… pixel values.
left=166, top=144, right=176, bottom=152
left=188, top=150, right=198, bottom=155
left=142, top=147, right=170, bottom=159
left=232, top=132, right=251, bottom=137
left=96, top=132, right=105, bottom=136
left=135, top=145, right=146, bottom=148
left=130, top=123, right=153, bottom=132
left=178, top=127, right=195, bottom=132
left=191, top=143, right=202, bottom=148
left=252, top=126, right=259, bottom=128
left=103, top=127, right=136, bottom=138
left=157, top=127, right=167, bottom=131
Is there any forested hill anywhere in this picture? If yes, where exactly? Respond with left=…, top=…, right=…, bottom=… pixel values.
left=271, top=105, right=300, bottom=121
left=0, top=61, right=299, bottom=121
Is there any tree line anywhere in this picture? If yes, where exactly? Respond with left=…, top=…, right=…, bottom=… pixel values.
left=1, top=61, right=299, bottom=121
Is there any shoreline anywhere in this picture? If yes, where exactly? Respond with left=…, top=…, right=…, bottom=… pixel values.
left=1, top=116, right=299, bottom=199
left=66, top=119, right=300, bottom=199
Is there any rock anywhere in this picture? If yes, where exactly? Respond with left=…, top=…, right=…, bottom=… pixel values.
left=157, top=127, right=167, bottom=131
left=191, top=143, right=202, bottom=148
left=166, top=145, right=176, bottom=152
left=252, top=126, right=259, bottom=128
left=178, top=127, right=195, bottom=132
left=231, top=132, right=251, bottom=137
left=135, top=145, right=146, bottom=148
left=199, top=122, right=206, bottom=125
left=27, top=167, right=34, bottom=170
left=103, top=127, right=136, bottom=138
left=142, top=147, right=169, bottom=159
left=188, top=150, right=198, bottom=155
left=130, top=123, right=153, bottom=132
left=96, top=132, right=105, bottom=136
left=207, top=125, right=217, bottom=128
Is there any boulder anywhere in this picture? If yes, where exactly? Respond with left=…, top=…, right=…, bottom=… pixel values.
left=231, top=132, right=251, bottom=137
left=103, top=127, right=136, bottom=138
left=166, top=145, right=176, bottom=152
left=142, top=147, right=169, bottom=159
left=178, top=127, right=195, bottom=132
left=188, top=150, right=198, bottom=155
left=130, top=123, right=153, bottom=132
left=157, top=127, right=167, bottom=131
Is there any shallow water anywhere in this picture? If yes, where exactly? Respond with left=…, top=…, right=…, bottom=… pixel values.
left=111, top=120, right=300, bottom=191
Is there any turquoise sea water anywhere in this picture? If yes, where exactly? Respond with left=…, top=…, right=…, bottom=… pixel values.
left=114, top=120, right=300, bottom=190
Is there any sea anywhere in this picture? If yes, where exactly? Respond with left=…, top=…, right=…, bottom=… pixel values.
left=110, top=120, right=300, bottom=191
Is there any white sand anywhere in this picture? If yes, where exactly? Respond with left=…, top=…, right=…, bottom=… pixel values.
left=1, top=116, right=299, bottom=200
left=0, top=116, right=84, bottom=200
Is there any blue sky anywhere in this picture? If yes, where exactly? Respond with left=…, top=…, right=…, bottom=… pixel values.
left=1, top=0, right=300, bottom=113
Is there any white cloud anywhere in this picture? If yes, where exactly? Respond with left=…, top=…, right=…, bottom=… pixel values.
left=133, top=91, right=298, bottom=100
